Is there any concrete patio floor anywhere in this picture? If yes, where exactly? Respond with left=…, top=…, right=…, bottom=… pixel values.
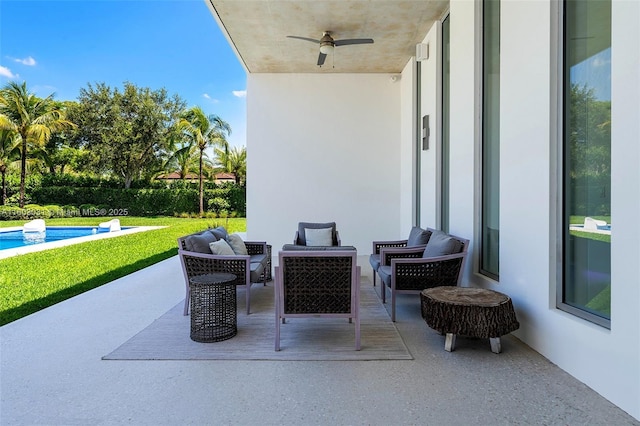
left=1, top=255, right=637, bottom=425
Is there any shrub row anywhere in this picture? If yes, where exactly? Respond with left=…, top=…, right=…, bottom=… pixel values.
left=29, top=186, right=246, bottom=216
left=39, top=173, right=235, bottom=190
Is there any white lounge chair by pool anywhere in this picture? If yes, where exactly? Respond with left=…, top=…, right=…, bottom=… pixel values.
left=23, top=219, right=46, bottom=233
left=98, top=219, right=121, bottom=232
left=584, top=217, right=607, bottom=230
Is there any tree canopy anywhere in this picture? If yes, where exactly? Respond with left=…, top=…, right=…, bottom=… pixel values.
left=69, top=82, right=186, bottom=188
left=0, top=81, right=75, bottom=207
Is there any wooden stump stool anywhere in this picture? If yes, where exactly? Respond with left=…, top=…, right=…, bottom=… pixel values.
left=420, top=286, right=519, bottom=353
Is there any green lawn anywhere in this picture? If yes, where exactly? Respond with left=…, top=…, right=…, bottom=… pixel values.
left=0, top=217, right=246, bottom=326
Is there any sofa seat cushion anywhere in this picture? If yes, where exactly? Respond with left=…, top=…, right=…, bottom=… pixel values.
left=184, top=231, right=217, bottom=253
left=249, top=261, right=265, bottom=283
left=250, top=253, right=268, bottom=265
left=369, top=253, right=381, bottom=271
left=378, top=265, right=392, bottom=287
left=423, top=230, right=462, bottom=258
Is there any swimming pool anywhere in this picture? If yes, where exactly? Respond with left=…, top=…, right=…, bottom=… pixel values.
left=0, top=225, right=163, bottom=259
left=0, top=227, right=130, bottom=250
left=569, top=224, right=612, bottom=235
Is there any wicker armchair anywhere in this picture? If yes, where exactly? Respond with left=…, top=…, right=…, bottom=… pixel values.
left=293, top=221, right=341, bottom=246
left=178, top=228, right=269, bottom=315
left=369, top=226, right=433, bottom=286
left=275, top=249, right=361, bottom=351
left=377, top=231, right=469, bottom=321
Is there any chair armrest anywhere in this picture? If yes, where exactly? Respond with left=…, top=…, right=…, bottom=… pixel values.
left=379, top=245, right=425, bottom=266
left=244, top=241, right=267, bottom=255
left=372, top=239, right=409, bottom=254
left=178, top=249, right=250, bottom=286
left=335, top=231, right=341, bottom=246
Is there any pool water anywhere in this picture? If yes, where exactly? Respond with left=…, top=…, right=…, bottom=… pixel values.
left=0, top=227, right=129, bottom=251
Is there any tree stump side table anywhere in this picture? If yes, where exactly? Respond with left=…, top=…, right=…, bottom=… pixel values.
left=420, top=286, right=519, bottom=353
left=189, top=272, right=238, bottom=342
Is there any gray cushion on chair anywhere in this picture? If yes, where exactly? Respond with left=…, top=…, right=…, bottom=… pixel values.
left=304, top=227, right=333, bottom=246
left=209, top=226, right=229, bottom=241
left=209, top=239, right=235, bottom=255
left=297, top=222, right=337, bottom=245
left=250, top=253, right=267, bottom=264
left=369, top=253, right=381, bottom=271
left=249, top=261, right=265, bottom=282
left=423, top=230, right=462, bottom=257
left=184, top=232, right=217, bottom=253
left=407, top=227, right=431, bottom=246
left=378, top=265, right=392, bottom=287
left=226, top=233, right=248, bottom=255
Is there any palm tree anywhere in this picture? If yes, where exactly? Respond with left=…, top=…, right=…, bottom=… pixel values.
left=214, top=145, right=246, bottom=185
left=0, top=129, right=20, bottom=205
left=163, top=142, right=199, bottom=180
left=176, top=106, right=231, bottom=216
left=227, top=146, right=247, bottom=185
left=0, top=81, right=75, bottom=207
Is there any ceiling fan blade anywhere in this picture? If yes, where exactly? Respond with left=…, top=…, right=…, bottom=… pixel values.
left=287, top=35, right=321, bottom=44
left=334, top=38, right=374, bottom=46
left=317, top=52, right=327, bottom=66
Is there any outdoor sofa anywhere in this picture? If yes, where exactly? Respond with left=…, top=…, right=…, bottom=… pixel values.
left=177, top=226, right=270, bottom=315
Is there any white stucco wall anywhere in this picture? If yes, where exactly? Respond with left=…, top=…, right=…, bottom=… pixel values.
left=240, top=0, right=639, bottom=418
left=245, top=73, right=402, bottom=255
left=429, top=0, right=640, bottom=419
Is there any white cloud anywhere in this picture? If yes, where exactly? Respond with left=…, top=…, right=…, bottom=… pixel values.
left=0, top=65, right=16, bottom=78
left=232, top=90, right=247, bottom=98
left=203, top=93, right=219, bottom=103
left=15, top=56, right=36, bottom=66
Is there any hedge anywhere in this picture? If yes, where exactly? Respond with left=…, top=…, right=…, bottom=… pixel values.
left=29, top=186, right=246, bottom=216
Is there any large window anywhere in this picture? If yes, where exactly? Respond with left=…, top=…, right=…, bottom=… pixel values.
left=440, top=14, right=450, bottom=232
left=561, top=0, right=611, bottom=327
left=481, top=0, right=500, bottom=279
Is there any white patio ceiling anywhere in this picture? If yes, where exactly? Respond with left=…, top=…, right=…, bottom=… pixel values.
left=206, top=0, right=449, bottom=73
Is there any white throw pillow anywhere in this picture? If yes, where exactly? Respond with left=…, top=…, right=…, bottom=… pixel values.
left=305, top=227, right=333, bottom=246
left=226, top=233, right=248, bottom=255
left=209, top=239, right=235, bottom=255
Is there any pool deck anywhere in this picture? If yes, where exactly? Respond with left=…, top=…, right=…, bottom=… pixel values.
left=0, top=226, right=164, bottom=260
left=1, top=255, right=637, bottom=425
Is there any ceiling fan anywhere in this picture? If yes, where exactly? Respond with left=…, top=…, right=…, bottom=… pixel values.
left=287, top=31, right=374, bottom=66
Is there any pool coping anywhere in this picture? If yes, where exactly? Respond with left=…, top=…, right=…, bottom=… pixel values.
left=0, top=226, right=165, bottom=260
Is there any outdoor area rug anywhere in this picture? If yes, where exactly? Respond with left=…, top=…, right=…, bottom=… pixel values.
left=103, top=279, right=413, bottom=361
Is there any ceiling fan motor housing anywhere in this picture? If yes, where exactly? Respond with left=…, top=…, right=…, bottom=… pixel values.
left=319, top=33, right=335, bottom=54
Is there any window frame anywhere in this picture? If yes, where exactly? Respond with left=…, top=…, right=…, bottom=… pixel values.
left=555, top=0, right=612, bottom=329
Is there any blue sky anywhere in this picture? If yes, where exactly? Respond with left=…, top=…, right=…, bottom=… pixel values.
left=0, top=0, right=247, bottom=148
